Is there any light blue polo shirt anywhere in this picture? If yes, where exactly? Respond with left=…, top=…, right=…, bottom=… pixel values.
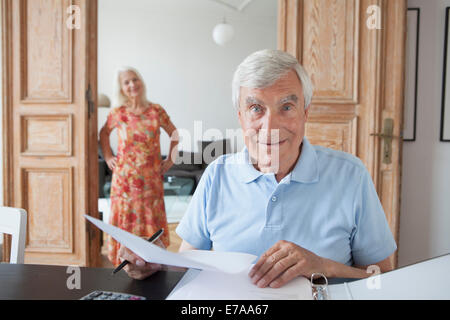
left=176, top=137, right=397, bottom=267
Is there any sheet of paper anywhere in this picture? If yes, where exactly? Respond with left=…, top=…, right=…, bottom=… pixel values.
left=85, top=215, right=254, bottom=274
left=167, top=268, right=313, bottom=300
left=178, top=250, right=258, bottom=274
left=329, top=254, right=450, bottom=300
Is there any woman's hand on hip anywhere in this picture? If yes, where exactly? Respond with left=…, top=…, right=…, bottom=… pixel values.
left=160, top=159, right=173, bottom=175
left=105, top=156, right=117, bottom=171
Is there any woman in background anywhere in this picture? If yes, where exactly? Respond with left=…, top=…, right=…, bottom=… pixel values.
left=100, top=66, right=178, bottom=266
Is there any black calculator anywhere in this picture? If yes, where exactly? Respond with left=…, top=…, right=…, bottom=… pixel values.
left=80, top=290, right=146, bottom=300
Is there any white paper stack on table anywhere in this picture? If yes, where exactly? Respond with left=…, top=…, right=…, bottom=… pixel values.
left=85, top=215, right=312, bottom=300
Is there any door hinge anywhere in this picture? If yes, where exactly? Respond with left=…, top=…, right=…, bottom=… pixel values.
left=85, top=85, right=94, bottom=118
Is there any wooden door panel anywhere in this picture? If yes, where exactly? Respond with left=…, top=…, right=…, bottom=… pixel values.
left=302, top=0, right=359, bottom=104
left=2, top=0, right=99, bottom=266
left=305, top=116, right=357, bottom=154
left=22, top=167, right=73, bottom=254
left=20, top=0, right=73, bottom=103
left=21, top=115, right=73, bottom=156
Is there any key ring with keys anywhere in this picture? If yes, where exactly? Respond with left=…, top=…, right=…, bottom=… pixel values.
left=311, top=273, right=329, bottom=300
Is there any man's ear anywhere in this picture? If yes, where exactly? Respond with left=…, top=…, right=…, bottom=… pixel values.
left=304, top=107, right=309, bottom=121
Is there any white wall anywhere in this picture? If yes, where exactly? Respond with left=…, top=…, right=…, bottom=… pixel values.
left=399, top=0, right=450, bottom=267
left=98, top=0, right=277, bottom=155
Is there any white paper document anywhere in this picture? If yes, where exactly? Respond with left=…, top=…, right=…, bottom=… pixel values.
left=85, top=215, right=255, bottom=273
left=167, top=269, right=312, bottom=300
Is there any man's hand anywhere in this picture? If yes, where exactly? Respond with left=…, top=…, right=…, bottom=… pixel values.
left=118, top=245, right=162, bottom=280
left=248, top=240, right=326, bottom=288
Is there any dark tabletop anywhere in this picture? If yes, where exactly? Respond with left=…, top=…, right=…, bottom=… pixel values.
left=0, top=263, right=186, bottom=300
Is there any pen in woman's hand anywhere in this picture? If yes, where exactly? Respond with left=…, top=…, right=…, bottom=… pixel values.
left=111, top=228, right=164, bottom=275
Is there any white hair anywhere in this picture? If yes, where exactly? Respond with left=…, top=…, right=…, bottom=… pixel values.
left=232, top=49, right=313, bottom=110
left=112, top=66, right=150, bottom=108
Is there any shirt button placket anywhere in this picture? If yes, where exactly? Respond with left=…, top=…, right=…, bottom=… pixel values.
left=266, top=192, right=282, bottom=228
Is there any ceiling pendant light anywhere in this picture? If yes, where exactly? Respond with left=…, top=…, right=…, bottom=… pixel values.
left=212, top=18, right=235, bottom=47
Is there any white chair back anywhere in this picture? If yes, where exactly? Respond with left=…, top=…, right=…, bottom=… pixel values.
left=0, top=207, right=27, bottom=264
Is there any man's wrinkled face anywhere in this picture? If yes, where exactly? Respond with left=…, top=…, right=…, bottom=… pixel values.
left=238, top=70, right=309, bottom=173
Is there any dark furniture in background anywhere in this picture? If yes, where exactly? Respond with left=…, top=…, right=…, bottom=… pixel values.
left=98, top=144, right=112, bottom=198
left=163, top=139, right=232, bottom=194
left=98, top=139, right=232, bottom=198
left=163, top=150, right=203, bottom=194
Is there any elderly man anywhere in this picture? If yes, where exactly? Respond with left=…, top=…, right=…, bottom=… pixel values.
left=119, top=49, right=397, bottom=289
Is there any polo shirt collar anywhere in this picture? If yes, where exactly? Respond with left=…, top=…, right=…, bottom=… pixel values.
left=239, top=137, right=319, bottom=184
left=238, top=147, right=264, bottom=183
left=290, top=137, right=320, bottom=183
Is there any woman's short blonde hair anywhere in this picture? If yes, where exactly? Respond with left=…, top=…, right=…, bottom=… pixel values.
left=112, top=66, right=150, bottom=107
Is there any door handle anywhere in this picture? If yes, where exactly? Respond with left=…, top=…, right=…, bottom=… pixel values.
left=370, top=118, right=401, bottom=164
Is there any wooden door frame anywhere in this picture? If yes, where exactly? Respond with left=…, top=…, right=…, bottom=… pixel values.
left=1, top=0, right=101, bottom=266
left=1, top=0, right=14, bottom=262
left=86, top=0, right=101, bottom=267
left=378, top=0, right=406, bottom=270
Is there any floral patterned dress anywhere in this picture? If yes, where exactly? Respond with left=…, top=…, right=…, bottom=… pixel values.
left=106, top=103, right=171, bottom=266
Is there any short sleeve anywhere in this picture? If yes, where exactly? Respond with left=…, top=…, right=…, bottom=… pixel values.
left=106, top=108, right=119, bottom=131
left=175, top=165, right=214, bottom=250
left=157, top=105, right=172, bottom=132
left=350, top=169, right=397, bottom=266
